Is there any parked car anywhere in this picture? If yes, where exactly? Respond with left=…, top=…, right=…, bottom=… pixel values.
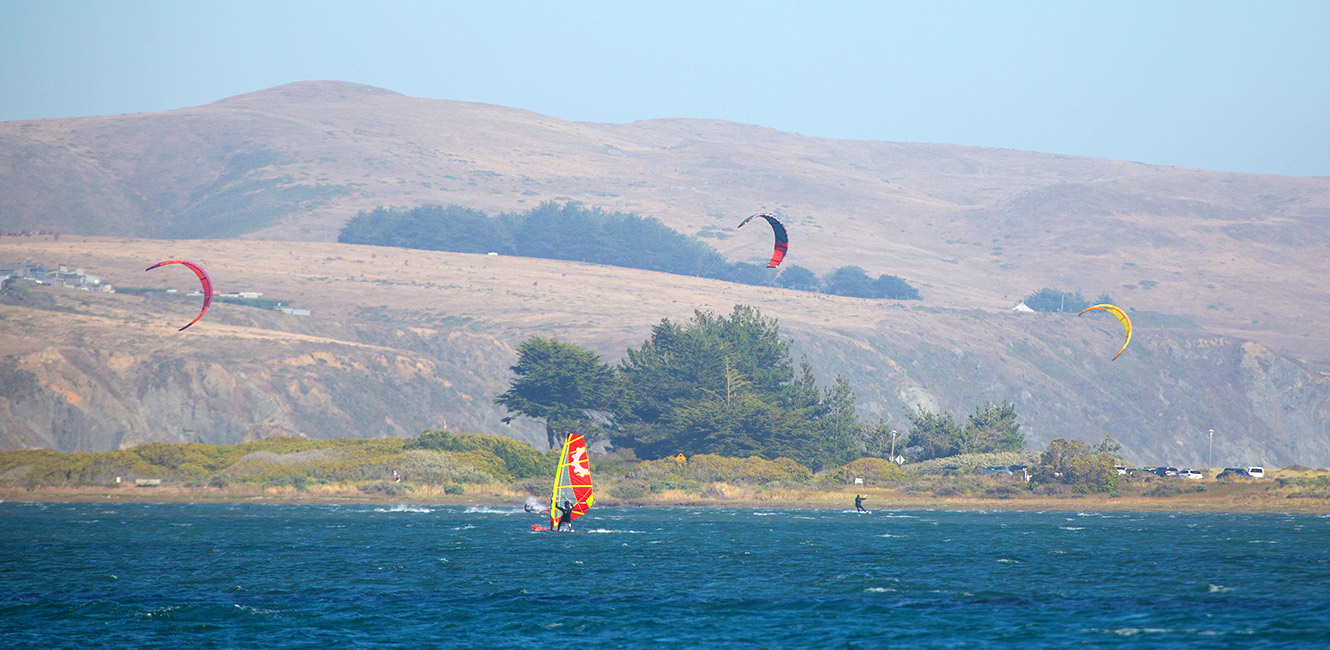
left=1248, top=466, right=1265, bottom=478
left=1180, top=469, right=1203, bottom=480
left=1153, top=466, right=1180, bottom=477
left=982, top=465, right=1013, bottom=475
left=1218, top=467, right=1252, bottom=479
left=1114, top=465, right=1127, bottom=475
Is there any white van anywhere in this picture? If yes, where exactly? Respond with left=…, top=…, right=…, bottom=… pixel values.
left=1248, top=466, right=1265, bottom=478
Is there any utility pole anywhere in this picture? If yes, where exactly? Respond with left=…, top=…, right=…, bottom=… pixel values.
left=1208, top=429, right=1214, bottom=470
left=889, top=430, right=898, bottom=461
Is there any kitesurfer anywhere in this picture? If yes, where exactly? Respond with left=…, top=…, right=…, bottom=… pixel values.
left=524, top=502, right=535, bottom=513
left=555, top=499, right=575, bottom=531
left=855, top=494, right=869, bottom=513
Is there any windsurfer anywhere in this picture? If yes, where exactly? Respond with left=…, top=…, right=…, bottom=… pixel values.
left=555, top=499, right=576, bottom=531
left=855, top=494, right=869, bottom=513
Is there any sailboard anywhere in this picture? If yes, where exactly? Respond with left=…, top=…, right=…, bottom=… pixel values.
left=531, top=433, right=594, bottom=532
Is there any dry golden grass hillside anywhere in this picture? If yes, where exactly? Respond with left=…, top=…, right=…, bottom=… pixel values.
left=2, top=80, right=1328, bottom=366
left=3, top=236, right=1328, bottom=469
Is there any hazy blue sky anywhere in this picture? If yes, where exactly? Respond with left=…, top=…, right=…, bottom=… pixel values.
left=3, top=1, right=1327, bottom=176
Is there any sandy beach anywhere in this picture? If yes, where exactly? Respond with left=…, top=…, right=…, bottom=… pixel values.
left=6, top=478, right=1328, bottom=514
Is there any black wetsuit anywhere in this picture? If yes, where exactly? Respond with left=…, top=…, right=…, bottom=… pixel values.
left=555, top=501, right=575, bottom=531
left=855, top=495, right=868, bottom=513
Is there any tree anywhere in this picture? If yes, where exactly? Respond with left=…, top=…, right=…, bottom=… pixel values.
left=907, top=401, right=1025, bottom=460
left=494, top=336, right=615, bottom=450
left=823, top=266, right=876, bottom=298
left=1022, top=288, right=1089, bottom=313
left=906, top=408, right=964, bottom=461
left=861, top=419, right=900, bottom=459
left=611, top=305, right=867, bottom=471
left=963, top=401, right=1025, bottom=452
left=873, top=273, right=921, bottom=300
left=1094, top=433, right=1122, bottom=455
left=776, top=265, right=820, bottom=292
left=809, top=376, right=866, bottom=469
left=1032, top=438, right=1118, bottom=493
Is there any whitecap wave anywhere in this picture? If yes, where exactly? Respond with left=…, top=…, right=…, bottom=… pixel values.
left=374, top=505, right=434, bottom=513
left=464, top=506, right=524, bottom=515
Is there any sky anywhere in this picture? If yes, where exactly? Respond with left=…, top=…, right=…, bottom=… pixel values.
left=2, top=1, right=1327, bottom=177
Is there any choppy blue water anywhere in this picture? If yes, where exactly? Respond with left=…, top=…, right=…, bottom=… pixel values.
left=2, top=503, right=1329, bottom=649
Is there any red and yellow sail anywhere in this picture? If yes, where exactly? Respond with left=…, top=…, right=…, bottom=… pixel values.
left=548, top=433, right=594, bottom=528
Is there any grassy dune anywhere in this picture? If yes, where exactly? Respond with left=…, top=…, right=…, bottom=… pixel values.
left=4, top=434, right=1328, bottom=514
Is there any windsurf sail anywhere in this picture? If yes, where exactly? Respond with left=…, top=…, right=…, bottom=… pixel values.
left=548, top=433, right=594, bottom=528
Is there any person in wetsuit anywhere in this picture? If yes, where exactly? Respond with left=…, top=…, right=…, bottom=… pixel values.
left=555, top=499, right=576, bottom=531
left=855, top=494, right=869, bottom=513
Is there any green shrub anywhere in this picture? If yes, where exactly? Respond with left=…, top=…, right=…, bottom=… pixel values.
left=360, top=481, right=414, bottom=496
left=826, top=457, right=905, bottom=484
left=406, top=430, right=552, bottom=479
left=607, top=479, right=650, bottom=500
left=398, top=449, right=494, bottom=484
left=629, top=454, right=812, bottom=486
left=1142, top=483, right=1182, bottom=497
left=263, top=474, right=309, bottom=491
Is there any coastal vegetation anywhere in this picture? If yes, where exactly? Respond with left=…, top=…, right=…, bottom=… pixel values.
left=496, top=305, right=894, bottom=471
left=5, top=433, right=1326, bottom=513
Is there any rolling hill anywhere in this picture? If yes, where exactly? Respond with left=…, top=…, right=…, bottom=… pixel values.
left=2, top=81, right=1328, bottom=466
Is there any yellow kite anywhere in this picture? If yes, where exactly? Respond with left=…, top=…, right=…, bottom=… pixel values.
left=1078, top=303, right=1132, bottom=360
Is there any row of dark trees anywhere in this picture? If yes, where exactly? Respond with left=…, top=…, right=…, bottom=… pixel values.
left=338, top=202, right=921, bottom=300
left=495, top=305, right=896, bottom=471
left=903, top=402, right=1026, bottom=461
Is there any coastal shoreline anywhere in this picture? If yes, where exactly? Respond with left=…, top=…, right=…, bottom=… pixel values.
left=5, top=484, right=1328, bottom=515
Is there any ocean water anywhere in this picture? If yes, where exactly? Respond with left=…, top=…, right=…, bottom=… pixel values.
left=2, top=503, right=1329, bottom=649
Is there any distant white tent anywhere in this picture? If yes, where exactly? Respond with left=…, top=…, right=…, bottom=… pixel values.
left=1012, top=302, right=1035, bottom=313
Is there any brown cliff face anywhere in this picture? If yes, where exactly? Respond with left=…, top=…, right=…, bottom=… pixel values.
left=2, top=238, right=1328, bottom=468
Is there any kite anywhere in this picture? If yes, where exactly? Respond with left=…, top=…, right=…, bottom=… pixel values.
left=1078, top=303, right=1132, bottom=360
left=145, top=259, right=213, bottom=331
left=737, top=213, right=789, bottom=268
